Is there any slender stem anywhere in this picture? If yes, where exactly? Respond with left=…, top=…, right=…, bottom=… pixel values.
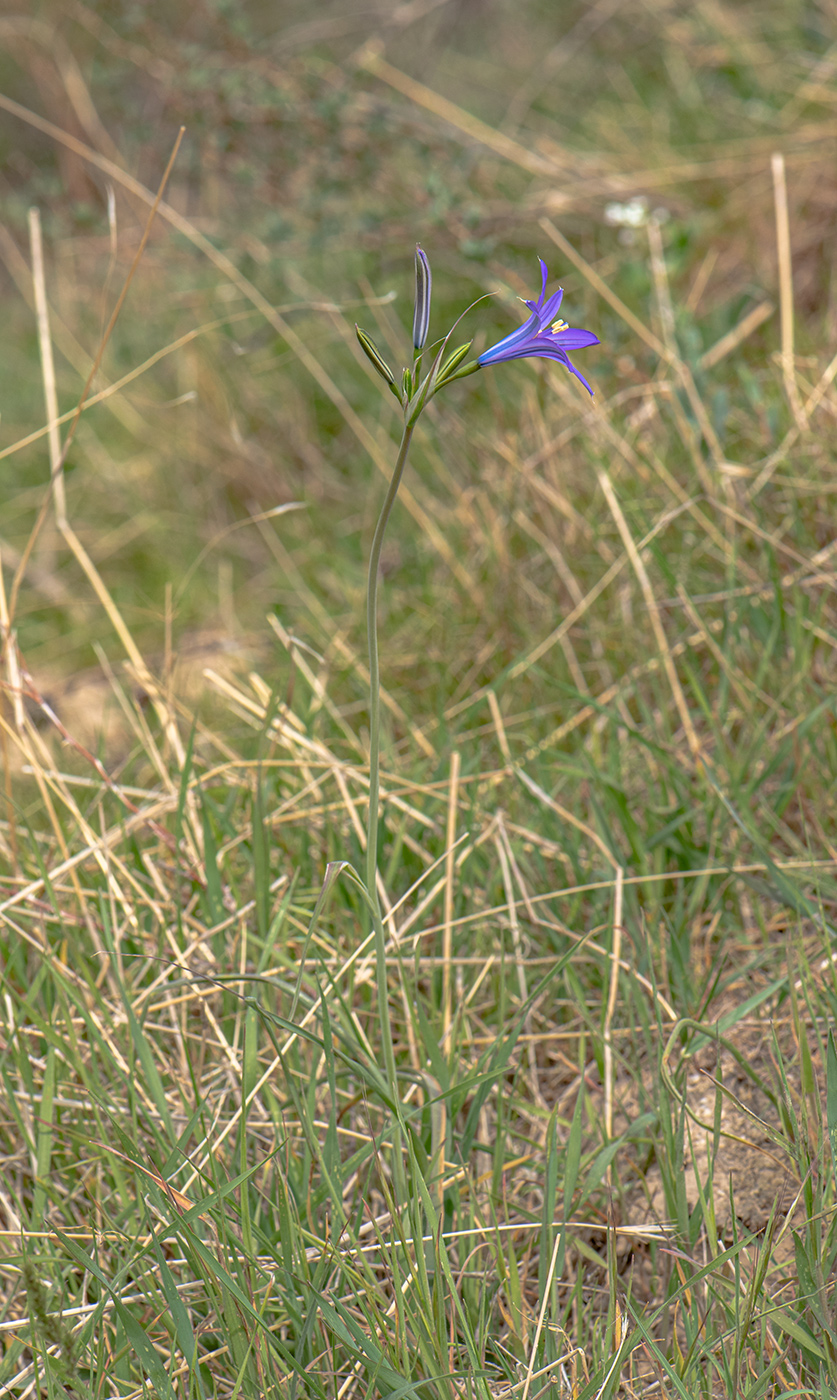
left=365, top=420, right=414, bottom=1117
left=365, top=421, right=415, bottom=911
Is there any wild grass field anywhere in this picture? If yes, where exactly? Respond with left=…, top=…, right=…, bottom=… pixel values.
left=1, top=1, right=837, bottom=1396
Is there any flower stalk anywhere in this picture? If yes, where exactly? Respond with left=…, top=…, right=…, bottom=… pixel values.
left=365, top=421, right=415, bottom=925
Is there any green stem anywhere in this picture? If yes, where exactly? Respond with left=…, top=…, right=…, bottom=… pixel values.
left=365, top=421, right=415, bottom=1113
left=366, top=421, right=415, bottom=912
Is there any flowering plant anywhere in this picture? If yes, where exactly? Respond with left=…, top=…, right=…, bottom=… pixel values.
left=356, top=249, right=599, bottom=427
left=353, top=248, right=597, bottom=1098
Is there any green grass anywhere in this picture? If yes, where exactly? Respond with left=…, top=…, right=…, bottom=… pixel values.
left=1, top=1, right=837, bottom=1396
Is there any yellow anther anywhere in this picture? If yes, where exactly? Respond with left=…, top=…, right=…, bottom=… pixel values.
left=551, top=318, right=569, bottom=333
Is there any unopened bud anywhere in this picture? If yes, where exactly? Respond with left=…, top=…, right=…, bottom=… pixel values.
left=437, top=341, right=473, bottom=384
left=412, top=244, right=432, bottom=350
left=356, top=325, right=397, bottom=387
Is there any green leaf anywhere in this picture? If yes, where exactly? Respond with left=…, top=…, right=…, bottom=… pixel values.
left=769, top=1307, right=827, bottom=1361
left=201, top=799, right=225, bottom=927
left=56, top=1232, right=179, bottom=1398
left=122, top=1000, right=174, bottom=1139
left=149, top=1231, right=207, bottom=1400
left=31, top=1044, right=56, bottom=1227
left=827, top=1030, right=837, bottom=1179
left=253, top=779, right=270, bottom=939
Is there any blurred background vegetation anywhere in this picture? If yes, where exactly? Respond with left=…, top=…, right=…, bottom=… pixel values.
left=2, top=1, right=837, bottom=1396
left=2, top=0, right=834, bottom=691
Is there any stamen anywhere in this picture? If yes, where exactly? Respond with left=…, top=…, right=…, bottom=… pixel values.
left=551, top=318, right=569, bottom=333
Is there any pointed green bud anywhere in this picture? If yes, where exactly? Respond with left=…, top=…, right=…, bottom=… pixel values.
left=402, top=366, right=413, bottom=399
left=437, top=341, right=473, bottom=384
left=356, top=325, right=397, bottom=388
left=437, top=357, right=481, bottom=384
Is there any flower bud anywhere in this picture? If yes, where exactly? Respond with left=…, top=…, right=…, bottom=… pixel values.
left=412, top=244, right=432, bottom=350
left=356, top=325, right=397, bottom=387
left=437, top=341, right=473, bottom=384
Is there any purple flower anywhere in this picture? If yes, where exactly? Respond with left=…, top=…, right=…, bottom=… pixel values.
left=478, top=259, right=599, bottom=395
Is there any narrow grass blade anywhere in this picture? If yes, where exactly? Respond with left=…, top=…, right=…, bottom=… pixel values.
left=149, top=1230, right=207, bottom=1400
left=55, top=1232, right=179, bottom=1399
left=827, top=1030, right=837, bottom=1180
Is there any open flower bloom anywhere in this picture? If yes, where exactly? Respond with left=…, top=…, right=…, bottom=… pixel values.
left=478, top=259, right=599, bottom=394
